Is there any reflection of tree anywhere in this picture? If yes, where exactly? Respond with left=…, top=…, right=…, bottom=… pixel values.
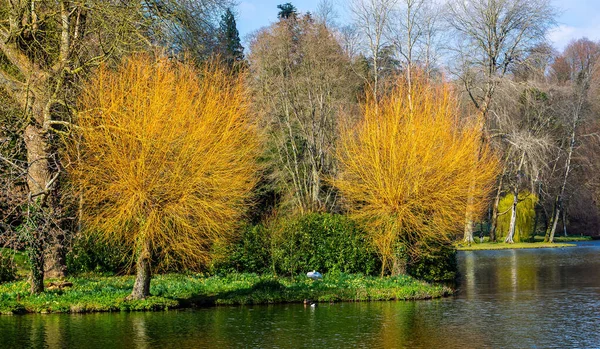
left=43, top=315, right=65, bottom=349
left=132, top=314, right=149, bottom=349
left=464, top=252, right=476, bottom=299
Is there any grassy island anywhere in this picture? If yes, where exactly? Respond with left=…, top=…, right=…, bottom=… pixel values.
left=0, top=273, right=452, bottom=315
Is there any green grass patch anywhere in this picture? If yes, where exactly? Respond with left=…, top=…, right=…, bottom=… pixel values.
left=0, top=273, right=452, bottom=314
left=456, top=242, right=575, bottom=251
left=532, top=235, right=592, bottom=242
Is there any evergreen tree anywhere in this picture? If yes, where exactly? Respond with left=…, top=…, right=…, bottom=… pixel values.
left=277, top=3, right=297, bottom=19
left=218, top=8, right=244, bottom=67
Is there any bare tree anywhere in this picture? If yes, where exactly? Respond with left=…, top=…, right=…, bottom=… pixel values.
left=349, top=0, right=398, bottom=101
left=446, top=0, right=557, bottom=243
left=387, top=0, right=445, bottom=92
left=492, top=84, right=554, bottom=243
left=249, top=14, right=360, bottom=214
left=544, top=38, right=600, bottom=242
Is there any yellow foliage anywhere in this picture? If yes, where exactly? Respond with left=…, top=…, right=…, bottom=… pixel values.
left=333, top=75, right=499, bottom=273
left=497, top=191, right=538, bottom=243
left=67, top=55, right=259, bottom=269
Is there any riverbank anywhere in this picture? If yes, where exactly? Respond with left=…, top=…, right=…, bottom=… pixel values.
left=0, top=273, right=452, bottom=315
left=456, top=234, right=592, bottom=251
left=456, top=242, right=575, bottom=251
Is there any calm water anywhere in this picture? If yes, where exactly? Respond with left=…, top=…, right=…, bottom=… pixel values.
left=2, top=241, right=600, bottom=348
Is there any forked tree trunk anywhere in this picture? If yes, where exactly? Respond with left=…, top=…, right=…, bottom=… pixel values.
left=128, top=240, right=152, bottom=300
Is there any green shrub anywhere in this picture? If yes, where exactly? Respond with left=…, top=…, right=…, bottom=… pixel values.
left=0, top=253, right=16, bottom=283
left=66, top=233, right=131, bottom=275
left=271, top=213, right=380, bottom=276
left=212, top=213, right=381, bottom=277
left=497, top=191, right=538, bottom=242
left=211, top=224, right=273, bottom=274
left=406, top=241, right=457, bottom=282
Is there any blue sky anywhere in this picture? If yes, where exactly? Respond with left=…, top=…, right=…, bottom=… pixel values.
left=236, top=0, right=600, bottom=51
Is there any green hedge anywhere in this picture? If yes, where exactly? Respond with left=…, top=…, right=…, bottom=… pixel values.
left=272, top=213, right=381, bottom=276
left=406, top=242, right=457, bottom=282
left=212, top=224, right=273, bottom=274
left=213, top=213, right=381, bottom=276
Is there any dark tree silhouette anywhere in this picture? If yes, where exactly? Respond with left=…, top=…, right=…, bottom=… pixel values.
left=218, top=8, right=245, bottom=67
left=277, top=3, right=297, bottom=19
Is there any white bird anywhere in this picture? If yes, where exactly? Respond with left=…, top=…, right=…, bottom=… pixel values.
left=306, top=270, right=323, bottom=280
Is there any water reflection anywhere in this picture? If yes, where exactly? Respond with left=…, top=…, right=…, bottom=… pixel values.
left=1, top=241, right=600, bottom=348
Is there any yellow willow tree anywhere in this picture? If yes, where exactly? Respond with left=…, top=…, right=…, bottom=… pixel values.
left=68, top=55, right=259, bottom=299
left=333, top=76, right=499, bottom=275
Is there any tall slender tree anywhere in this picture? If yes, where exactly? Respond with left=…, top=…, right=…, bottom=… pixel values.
left=218, top=8, right=244, bottom=68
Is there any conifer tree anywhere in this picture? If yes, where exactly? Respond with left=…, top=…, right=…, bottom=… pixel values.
left=277, top=3, right=297, bottom=19
left=218, top=8, right=245, bottom=68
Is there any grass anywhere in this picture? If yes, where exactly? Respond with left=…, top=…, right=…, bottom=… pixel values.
left=456, top=242, right=575, bottom=251
left=455, top=234, right=594, bottom=251
left=533, top=235, right=592, bottom=242
left=0, top=272, right=452, bottom=315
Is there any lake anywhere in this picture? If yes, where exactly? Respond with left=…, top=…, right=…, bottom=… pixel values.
left=2, top=241, right=599, bottom=348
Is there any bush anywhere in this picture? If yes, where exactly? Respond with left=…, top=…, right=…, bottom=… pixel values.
left=0, top=253, right=16, bottom=283
left=406, top=241, right=457, bottom=282
left=272, top=213, right=380, bottom=276
left=66, top=233, right=131, bottom=275
left=211, top=224, right=273, bottom=274
left=212, top=213, right=381, bottom=277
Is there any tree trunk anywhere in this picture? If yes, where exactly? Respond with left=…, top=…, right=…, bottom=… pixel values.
left=391, top=255, right=407, bottom=276
left=546, top=206, right=560, bottom=243
left=45, top=232, right=66, bottom=279
left=489, top=175, right=505, bottom=242
left=506, top=153, right=525, bottom=244
left=463, top=214, right=475, bottom=245
left=24, top=106, right=66, bottom=282
left=463, top=183, right=476, bottom=245
left=505, top=187, right=518, bottom=244
left=24, top=123, right=51, bottom=292
left=532, top=203, right=539, bottom=242
left=128, top=240, right=152, bottom=300
left=562, top=208, right=568, bottom=237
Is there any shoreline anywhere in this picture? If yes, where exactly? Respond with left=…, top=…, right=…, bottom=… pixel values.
left=456, top=242, right=576, bottom=251
left=0, top=273, right=452, bottom=315
left=455, top=235, right=592, bottom=251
